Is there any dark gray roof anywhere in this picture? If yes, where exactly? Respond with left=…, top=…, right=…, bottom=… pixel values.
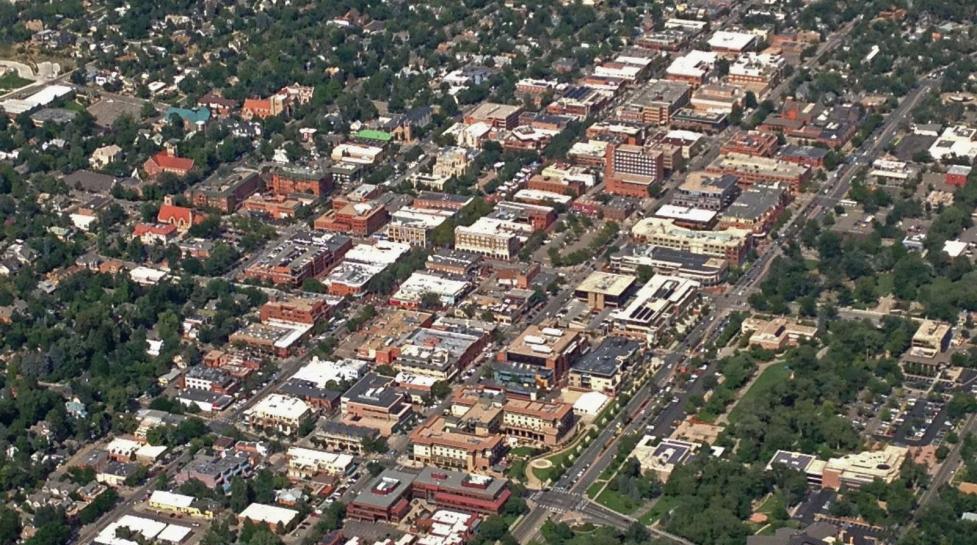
left=571, top=337, right=640, bottom=377
left=63, top=170, right=117, bottom=193
left=353, top=469, right=416, bottom=509
left=415, top=466, right=507, bottom=498
left=722, top=184, right=785, bottom=221
left=342, top=373, right=402, bottom=408
left=317, top=420, right=378, bottom=439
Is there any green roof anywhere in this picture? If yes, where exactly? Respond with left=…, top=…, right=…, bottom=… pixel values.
left=354, top=129, right=393, bottom=142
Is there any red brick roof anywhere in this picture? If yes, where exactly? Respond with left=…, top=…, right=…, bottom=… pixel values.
left=157, top=204, right=195, bottom=227
left=133, top=223, right=178, bottom=237
left=149, top=151, right=194, bottom=174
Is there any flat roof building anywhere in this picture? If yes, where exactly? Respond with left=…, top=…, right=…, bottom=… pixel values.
left=706, top=153, right=812, bottom=192
left=244, top=393, right=313, bottom=436
left=617, top=80, right=691, bottom=126
left=611, top=274, right=700, bottom=345
left=673, top=172, right=741, bottom=211
left=574, top=271, right=638, bottom=310
left=501, top=325, right=585, bottom=383
left=632, top=436, right=699, bottom=482
left=910, top=319, right=952, bottom=358
left=569, top=337, right=642, bottom=395
left=341, top=373, right=413, bottom=435
left=610, top=245, right=728, bottom=286
left=242, top=231, right=352, bottom=287
left=631, top=217, right=753, bottom=264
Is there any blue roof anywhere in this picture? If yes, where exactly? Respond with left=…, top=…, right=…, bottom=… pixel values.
left=165, top=106, right=211, bottom=125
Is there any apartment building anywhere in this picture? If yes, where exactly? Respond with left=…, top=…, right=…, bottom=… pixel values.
left=690, top=82, right=747, bottom=114
left=726, top=52, right=785, bottom=94
left=631, top=217, right=753, bottom=264
left=503, top=399, right=575, bottom=447
left=616, top=80, right=691, bottom=125
left=188, top=169, right=263, bottom=212
left=313, top=198, right=390, bottom=236
left=242, top=231, right=352, bottom=287
left=268, top=166, right=332, bottom=197
left=244, top=393, right=314, bottom=436
left=574, top=271, right=638, bottom=310
left=340, top=373, right=413, bottom=435
left=720, top=130, right=779, bottom=157
left=454, top=217, right=521, bottom=259
left=464, top=102, right=523, bottom=130
left=500, top=325, right=585, bottom=383
left=409, top=412, right=505, bottom=472
left=259, top=296, right=333, bottom=326
left=672, top=172, right=741, bottom=211
left=611, top=274, right=701, bottom=345
left=385, top=207, right=454, bottom=247
left=718, top=183, right=789, bottom=237
left=706, top=153, right=812, bottom=192
left=604, top=142, right=665, bottom=198
left=569, top=337, right=642, bottom=395
left=286, top=447, right=355, bottom=479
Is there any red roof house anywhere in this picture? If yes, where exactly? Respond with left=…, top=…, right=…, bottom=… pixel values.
left=157, top=203, right=200, bottom=231
left=143, top=150, right=195, bottom=178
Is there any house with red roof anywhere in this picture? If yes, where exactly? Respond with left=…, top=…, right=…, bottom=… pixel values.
left=132, top=223, right=178, bottom=245
left=143, top=149, right=195, bottom=178
left=242, top=96, right=286, bottom=120
left=157, top=197, right=201, bottom=231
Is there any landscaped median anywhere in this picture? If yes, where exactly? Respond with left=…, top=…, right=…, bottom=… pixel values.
left=528, top=425, right=600, bottom=484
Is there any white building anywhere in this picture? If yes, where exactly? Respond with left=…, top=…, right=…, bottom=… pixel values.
left=286, top=447, right=355, bottom=478
left=928, top=126, right=977, bottom=162
left=244, top=394, right=312, bottom=436
left=292, top=357, right=368, bottom=388
left=707, top=30, right=757, bottom=52
left=390, top=272, right=471, bottom=307
left=238, top=503, right=300, bottom=530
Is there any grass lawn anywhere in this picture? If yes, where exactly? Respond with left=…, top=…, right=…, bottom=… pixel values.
left=586, top=480, right=605, bottom=498
left=757, top=493, right=786, bottom=517
left=876, top=272, right=894, bottom=295
left=0, top=72, right=30, bottom=91
left=510, top=446, right=541, bottom=458
left=639, top=495, right=679, bottom=524
left=595, top=487, right=643, bottom=514
left=531, top=447, right=575, bottom=482
left=63, top=100, right=86, bottom=112
left=728, top=362, right=789, bottom=424
left=506, top=458, right=528, bottom=481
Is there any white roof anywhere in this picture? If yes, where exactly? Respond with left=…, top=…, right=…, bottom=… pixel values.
left=246, top=393, right=310, bottom=421
left=944, top=239, right=968, bottom=257
left=158, top=525, right=192, bottom=543
left=666, top=129, right=705, bottom=143
left=666, top=50, right=718, bottom=78
left=513, top=189, right=573, bottom=205
left=708, top=31, right=756, bottom=51
left=287, top=447, right=355, bottom=469
left=106, top=437, right=141, bottom=453
left=390, top=206, right=454, bottom=228
left=239, top=503, right=299, bottom=526
left=292, top=356, right=367, bottom=388
left=135, top=444, right=168, bottom=460
left=345, top=241, right=411, bottom=266
left=573, top=391, right=610, bottom=414
left=392, top=272, right=469, bottom=303
left=0, top=84, right=73, bottom=114
left=655, top=204, right=717, bottom=224
left=395, top=371, right=438, bottom=388
left=150, top=490, right=194, bottom=509
left=95, top=515, right=190, bottom=545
